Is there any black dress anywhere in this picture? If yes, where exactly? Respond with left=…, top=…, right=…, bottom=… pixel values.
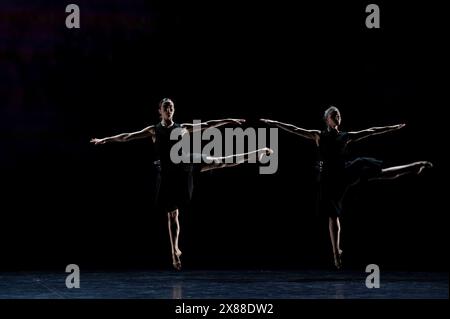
left=316, top=129, right=383, bottom=217
left=153, top=122, right=194, bottom=213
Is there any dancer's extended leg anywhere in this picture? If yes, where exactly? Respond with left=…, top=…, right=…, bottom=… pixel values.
left=370, top=161, right=433, bottom=181
left=200, top=147, right=273, bottom=172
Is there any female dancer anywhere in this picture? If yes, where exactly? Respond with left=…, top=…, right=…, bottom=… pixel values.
left=261, top=106, right=432, bottom=269
left=91, top=98, right=272, bottom=270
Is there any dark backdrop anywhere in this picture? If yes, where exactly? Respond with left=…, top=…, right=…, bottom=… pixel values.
left=0, top=1, right=445, bottom=271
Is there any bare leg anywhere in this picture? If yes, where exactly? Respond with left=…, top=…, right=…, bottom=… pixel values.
left=370, top=161, right=433, bottom=181
left=329, top=216, right=343, bottom=269
left=167, top=209, right=182, bottom=270
left=200, top=147, right=273, bottom=172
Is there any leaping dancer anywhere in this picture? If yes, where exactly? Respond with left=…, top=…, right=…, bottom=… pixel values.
left=91, top=98, right=272, bottom=270
left=261, top=106, right=432, bottom=269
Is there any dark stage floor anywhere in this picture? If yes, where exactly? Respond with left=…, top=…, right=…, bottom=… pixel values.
left=0, top=270, right=447, bottom=299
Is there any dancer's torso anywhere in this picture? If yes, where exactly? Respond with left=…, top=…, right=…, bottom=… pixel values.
left=154, top=122, right=184, bottom=173
left=317, top=130, right=349, bottom=175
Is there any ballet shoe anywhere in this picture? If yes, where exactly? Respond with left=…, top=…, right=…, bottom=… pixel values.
left=334, top=250, right=343, bottom=270
left=172, top=250, right=182, bottom=271
left=173, top=261, right=182, bottom=271
left=258, top=148, right=274, bottom=161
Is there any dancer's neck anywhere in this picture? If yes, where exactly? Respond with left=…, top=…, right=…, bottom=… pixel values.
left=327, top=126, right=339, bottom=133
left=161, top=119, right=174, bottom=127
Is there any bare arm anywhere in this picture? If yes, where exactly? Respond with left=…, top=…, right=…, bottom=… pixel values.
left=90, top=125, right=155, bottom=145
left=347, top=124, right=405, bottom=143
left=260, top=119, right=320, bottom=142
left=181, top=118, right=245, bottom=133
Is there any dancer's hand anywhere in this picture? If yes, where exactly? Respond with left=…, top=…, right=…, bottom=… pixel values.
left=229, top=119, right=246, bottom=125
left=90, top=138, right=107, bottom=145
left=392, top=123, right=406, bottom=130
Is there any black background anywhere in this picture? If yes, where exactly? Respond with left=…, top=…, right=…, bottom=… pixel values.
left=0, top=1, right=446, bottom=271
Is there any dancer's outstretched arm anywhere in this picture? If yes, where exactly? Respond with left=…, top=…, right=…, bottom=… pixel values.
left=260, top=119, right=320, bottom=142
left=182, top=118, right=245, bottom=133
left=90, top=125, right=155, bottom=145
left=347, top=124, right=405, bottom=143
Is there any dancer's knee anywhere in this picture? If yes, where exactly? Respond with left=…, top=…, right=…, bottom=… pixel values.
left=167, top=209, right=178, bottom=219
left=329, top=216, right=338, bottom=223
left=328, top=216, right=339, bottom=229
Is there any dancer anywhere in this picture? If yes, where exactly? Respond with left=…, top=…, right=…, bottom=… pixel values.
left=91, top=98, right=272, bottom=270
left=261, top=106, right=432, bottom=269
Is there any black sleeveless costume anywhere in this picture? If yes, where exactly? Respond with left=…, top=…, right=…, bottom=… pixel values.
left=153, top=122, right=207, bottom=212
left=316, top=129, right=383, bottom=217
left=153, top=122, right=192, bottom=212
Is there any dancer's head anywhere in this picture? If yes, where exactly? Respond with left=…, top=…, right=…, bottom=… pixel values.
left=159, top=98, right=175, bottom=121
left=324, top=106, right=341, bottom=129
